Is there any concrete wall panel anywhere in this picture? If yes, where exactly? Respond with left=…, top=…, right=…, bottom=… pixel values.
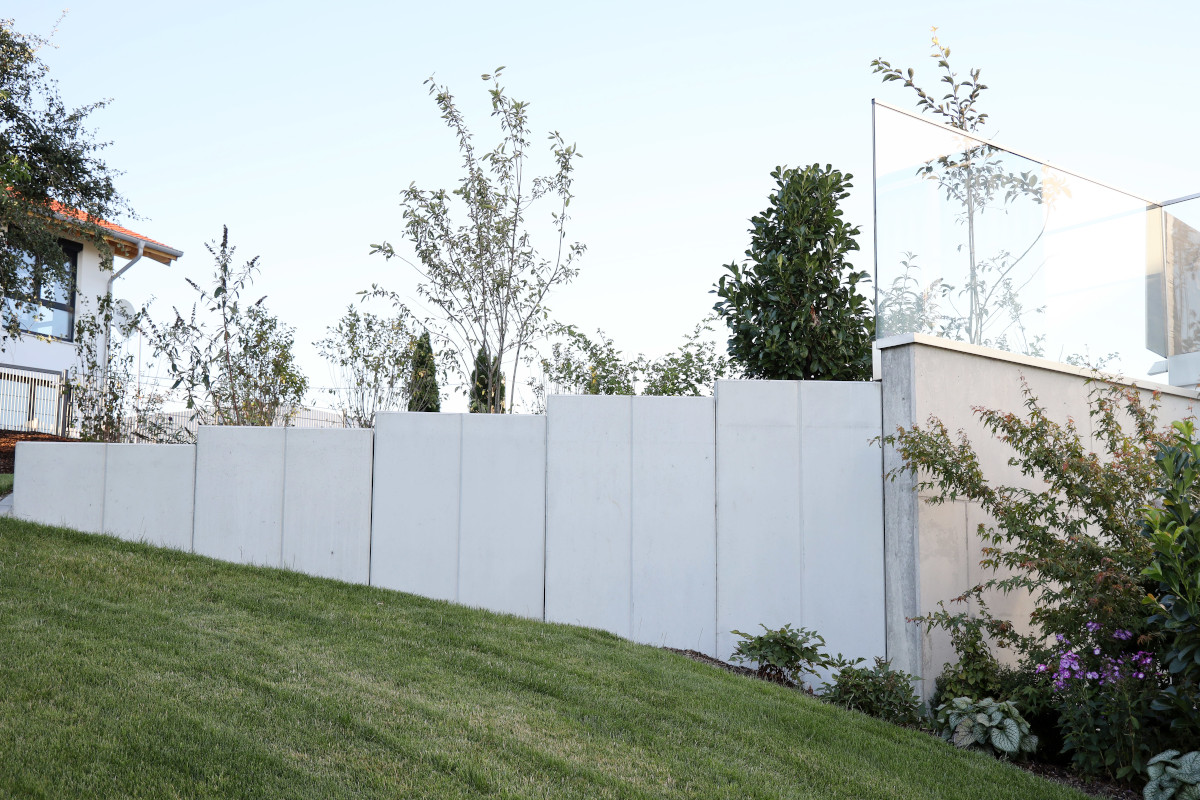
left=545, top=395, right=632, bottom=636
left=458, top=414, right=546, bottom=619
left=14, top=442, right=106, bottom=532
left=192, top=427, right=286, bottom=567
left=630, top=396, right=716, bottom=654
left=282, top=428, right=374, bottom=584
left=715, top=380, right=802, bottom=662
left=799, top=381, right=885, bottom=664
left=103, top=444, right=195, bottom=550
left=370, top=413, right=461, bottom=600
left=879, top=335, right=1200, bottom=698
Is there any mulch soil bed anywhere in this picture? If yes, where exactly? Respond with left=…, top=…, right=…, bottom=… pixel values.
left=0, top=429, right=73, bottom=473
left=665, top=647, right=1139, bottom=800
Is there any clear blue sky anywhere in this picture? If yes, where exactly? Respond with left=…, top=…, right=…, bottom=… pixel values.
left=8, top=0, right=1200, bottom=407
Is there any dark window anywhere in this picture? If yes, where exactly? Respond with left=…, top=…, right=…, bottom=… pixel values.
left=3, top=240, right=80, bottom=342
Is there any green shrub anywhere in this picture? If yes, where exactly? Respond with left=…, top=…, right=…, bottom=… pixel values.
left=888, top=380, right=1165, bottom=668
left=1143, top=420, right=1200, bottom=742
left=927, top=613, right=1004, bottom=708
left=729, top=624, right=834, bottom=687
left=934, top=697, right=1038, bottom=759
left=1145, top=750, right=1200, bottom=800
left=823, top=657, right=923, bottom=727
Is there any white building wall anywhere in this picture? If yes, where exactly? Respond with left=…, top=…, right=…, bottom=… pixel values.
left=2, top=238, right=113, bottom=375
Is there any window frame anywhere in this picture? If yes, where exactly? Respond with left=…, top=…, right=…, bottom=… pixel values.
left=12, top=239, right=81, bottom=343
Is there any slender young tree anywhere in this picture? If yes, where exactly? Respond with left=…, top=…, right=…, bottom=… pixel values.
left=407, top=330, right=441, bottom=412
left=150, top=227, right=307, bottom=429
left=369, top=67, right=585, bottom=412
left=316, top=305, right=416, bottom=427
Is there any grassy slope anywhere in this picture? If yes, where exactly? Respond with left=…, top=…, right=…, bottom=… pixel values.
left=0, top=519, right=1088, bottom=800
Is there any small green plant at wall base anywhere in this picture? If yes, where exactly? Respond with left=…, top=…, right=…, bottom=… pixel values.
left=934, top=697, right=1038, bottom=759
left=1144, top=750, right=1200, bottom=800
left=729, top=624, right=834, bottom=687
left=823, top=657, right=924, bottom=727
left=922, top=602, right=1006, bottom=706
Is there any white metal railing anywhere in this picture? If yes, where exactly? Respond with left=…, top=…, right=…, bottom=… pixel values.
left=0, top=364, right=71, bottom=436
left=0, top=362, right=353, bottom=442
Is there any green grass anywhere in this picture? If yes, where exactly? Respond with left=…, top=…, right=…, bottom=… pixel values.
left=0, top=473, right=13, bottom=495
left=0, top=519, right=1089, bottom=800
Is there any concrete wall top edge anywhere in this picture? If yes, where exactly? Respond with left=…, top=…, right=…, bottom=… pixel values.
left=196, top=425, right=287, bottom=439
left=284, top=427, right=374, bottom=440
left=878, top=333, right=1200, bottom=401
left=103, top=442, right=195, bottom=449
left=547, top=394, right=633, bottom=410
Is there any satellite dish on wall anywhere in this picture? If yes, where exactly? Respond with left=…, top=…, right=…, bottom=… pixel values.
left=113, top=299, right=137, bottom=337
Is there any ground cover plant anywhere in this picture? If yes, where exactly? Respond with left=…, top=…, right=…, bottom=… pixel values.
left=0, top=519, right=1095, bottom=800
left=934, top=697, right=1038, bottom=759
left=0, top=473, right=12, bottom=495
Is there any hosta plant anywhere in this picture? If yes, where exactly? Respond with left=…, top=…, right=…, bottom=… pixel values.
left=934, top=697, right=1038, bottom=759
left=729, top=624, right=834, bottom=687
left=1144, top=750, right=1200, bottom=800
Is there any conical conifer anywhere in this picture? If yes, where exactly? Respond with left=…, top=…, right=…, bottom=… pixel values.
left=407, top=331, right=441, bottom=412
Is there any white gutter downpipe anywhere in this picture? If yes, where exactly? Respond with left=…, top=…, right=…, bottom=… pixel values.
left=107, top=239, right=145, bottom=292
left=101, top=240, right=144, bottom=383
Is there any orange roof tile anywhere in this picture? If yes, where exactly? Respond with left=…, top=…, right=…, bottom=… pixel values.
left=48, top=202, right=182, bottom=263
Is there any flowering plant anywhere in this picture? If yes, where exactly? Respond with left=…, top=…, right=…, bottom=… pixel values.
left=1045, top=625, right=1170, bottom=781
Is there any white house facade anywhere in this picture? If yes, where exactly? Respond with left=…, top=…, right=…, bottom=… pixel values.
left=0, top=215, right=182, bottom=434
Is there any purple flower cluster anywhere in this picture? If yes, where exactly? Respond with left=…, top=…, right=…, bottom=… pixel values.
left=1038, top=623, right=1161, bottom=691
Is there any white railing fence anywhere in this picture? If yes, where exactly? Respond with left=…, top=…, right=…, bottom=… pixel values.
left=0, top=364, right=72, bottom=436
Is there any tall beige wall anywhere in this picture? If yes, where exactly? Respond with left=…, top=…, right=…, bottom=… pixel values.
left=880, top=334, right=1198, bottom=699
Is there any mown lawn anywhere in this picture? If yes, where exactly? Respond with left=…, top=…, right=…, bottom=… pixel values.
left=0, top=473, right=13, bottom=495
left=0, top=519, right=1089, bottom=799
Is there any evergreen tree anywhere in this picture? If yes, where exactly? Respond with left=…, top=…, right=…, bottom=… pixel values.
left=713, top=164, right=874, bottom=381
left=407, top=331, right=441, bottom=412
left=468, top=346, right=505, bottom=413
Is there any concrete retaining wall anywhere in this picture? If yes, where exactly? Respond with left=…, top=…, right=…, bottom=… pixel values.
left=13, top=379, right=888, bottom=665
left=283, top=428, right=374, bottom=584
left=879, top=334, right=1199, bottom=698
left=104, top=444, right=196, bottom=550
